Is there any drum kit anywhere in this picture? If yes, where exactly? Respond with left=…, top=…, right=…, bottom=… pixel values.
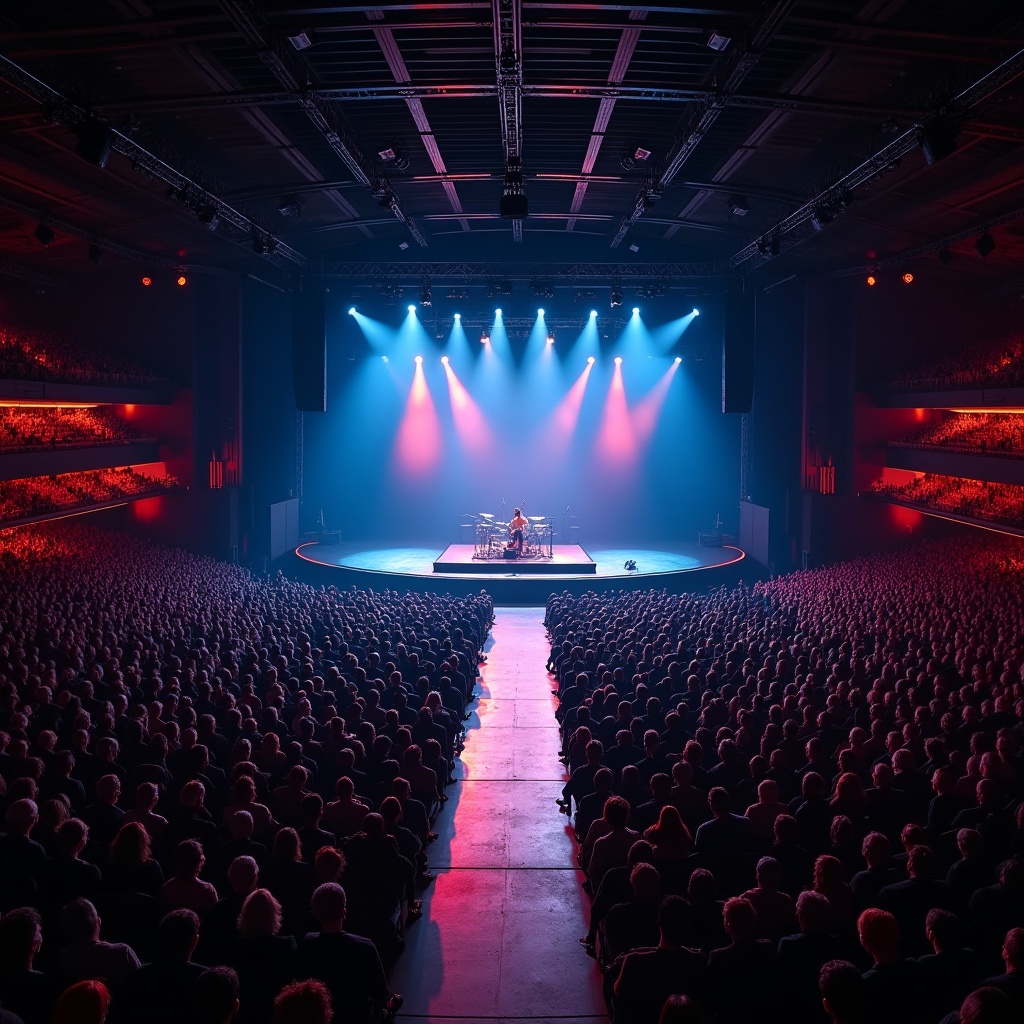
left=465, top=511, right=554, bottom=559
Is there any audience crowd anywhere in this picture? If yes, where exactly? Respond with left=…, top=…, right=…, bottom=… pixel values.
left=0, top=407, right=152, bottom=454
left=0, top=325, right=167, bottom=388
left=868, top=474, right=1024, bottom=529
left=891, top=414, right=1024, bottom=459
left=547, top=534, right=1024, bottom=1024
left=877, top=335, right=1024, bottom=393
left=0, top=522, right=492, bottom=1024
left=0, top=467, right=177, bottom=524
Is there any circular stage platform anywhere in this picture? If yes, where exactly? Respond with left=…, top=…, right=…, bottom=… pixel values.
left=292, top=541, right=747, bottom=603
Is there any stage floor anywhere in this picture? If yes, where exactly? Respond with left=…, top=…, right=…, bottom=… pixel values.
left=433, top=543, right=597, bottom=575
left=295, top=542, right=745, bottom=602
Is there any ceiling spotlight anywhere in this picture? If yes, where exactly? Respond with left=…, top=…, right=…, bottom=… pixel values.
left=348, top=307, right=356, bottom=315
left=866, top=274, right=877, bottom=287
left=441, top=355, right=449, bottom=365
left=177, top=274, right=188, bottom=287
left=610, top=282, right=623, bottom=307
left=976, top=231, right=995, bottom=258
left=707, top=32, right=731, bottom=51
left=141, top=275, right=153, bottom=287
left=538, top=308, right=545, bottom=317
left=500, top=156, right=528, bottom=220
left=419, top=283, right=432, bottom=307
left=810, top=204, right=834, bottom=232
left=495, top=308, right=502, bottom=316
left=590, top=309, right=598, bottom=318
left=587, top=356, right=596, bottom=365
left=381, top=355, right=389, bottom=363
left=674, top=356, right=682, bottom=364
left=414, top=355, right=423, bottom=365
left=454, top=312, right=461, bottom=320
left=546, top=331, right=555, bottom=345
left=619, top=151, right=636, bottom=171
left=692, top=308, right=700, bottom=316
left=632, top=306, right=640, bottom=315
left=614, top=356, right=623, bottom=365
left=277, top=193, right=303, bottom=217
left=728, top=195, right=750, bottom=217
left=287, top=30, right=313, bottom=50
left=408, top=304, right=416, bottom=313
left=901, top=271, right=914, bottom=284
left=480, top=329, right=490, bottom=344
left=33, top=222, right=56, bottom=246
left=937, top=247, right=953, bottom=266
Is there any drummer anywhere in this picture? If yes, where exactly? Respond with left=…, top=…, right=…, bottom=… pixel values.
left=509, top=507, right=528, bottom=554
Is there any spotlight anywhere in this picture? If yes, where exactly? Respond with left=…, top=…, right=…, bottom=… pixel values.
left=177, top=274, right=188, bottom=287
left=632, top=306, right=640, bottom=315
left=546, top=331, right=555, bottom=345
left=976, top=231, right=995, bottom=258
left=614, top=356, right=623, bottom=365
left=610, top=283, right=623, bottom=307
left=141, top=276, right=153, bottom=287
left=277, top=193, right=303, bottom=217
left=419, top=283, right=432, bottom=307
left=408, top=304, right=416, bottom=313
left=381, top=355, right=389, bottom=363
left=590, top=310, right=598, bottom=318
left=866, top=274, right=877, bottom=287
left=728, top=195, right=750, bottom=217
left=287, top=31, right=312, bottom=51
left=454, top=312, right=461, bottom=320
left=692, top=308, right=700, bottom=316
left=441, top=355, right=449, bottom=365
left=414, top=355, right=423, bottom=365
left=480, top=330, right=490, bottom=344
left=33, top=222, right=56, bottom=246
left=587, top=356, right=596, bottom=365
left=538, top=308, right=544, bottom=317
left=674, top=356, right=682, bottom=364
left=707, top=32, right=731, bottom=51
left=901, top=271, right=914, bottom=284
left=495, top=308, right=502, bottom=316
left=348, top=307, right=356, bottom=315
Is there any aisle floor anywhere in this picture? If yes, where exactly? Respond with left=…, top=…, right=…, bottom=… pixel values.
left=389, top=606, right=607, bottom=1023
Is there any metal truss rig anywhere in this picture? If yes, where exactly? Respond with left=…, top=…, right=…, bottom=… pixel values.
left=320, top=260, right=729, bottom=282
left=0, top=52, right=306, bottom=268
left=493, top=0, right=525, bottom=243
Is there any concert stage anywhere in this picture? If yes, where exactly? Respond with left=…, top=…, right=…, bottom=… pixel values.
left=293, top=540, right=747, bottom=603
left=433, top=543, right=596, bottom=575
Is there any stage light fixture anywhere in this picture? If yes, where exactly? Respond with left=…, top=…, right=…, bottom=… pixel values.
left=141, top=276, right=153, bottom=287
left=381, top=355, right=388, bottom=363
left=348, top=307, right=356, bottom=315
left=976, top=231, right=995, bottom=258
left=419, top=283, right=432, bottom=307
left=707, top=32, right=731, bottom=51
left=902, top=271, right=914, bottom=284
left=480, top=329, right=490, bottom=344
left=590, top=309, right=598, bottom=318
left=692, top=308, right=700, bottom=316
left=495, top=308, right=502, bottom=316
left=454, top=312, right=461, bottom=320
left=546, top=331, right=555, bottom=345
left=674, top=356, right=682, bottom=364
left=33, top=222, right=56, bottom=246
left=537, top=308, right=545, bottom=317
left=587, top=356, right=596, bottom=365
left=866, top=274, right=877, bottom=287
left=196, top=204, right=219, bottom=231
left=610, top=282, right=623, bottom=307
left=614, top=356, right=623, bottom=365
left=728, top=195, right=749, bottom=217
left=277, top=193, right=303, bottom=217
left=441, top=355, right=449, bottom=365
left=408, top=304, right=416, bottom=313
left=176, top=274, right=188, bottom=287
left=632, top=306, right=640, bottom=315
left=414, top=355, right=423, bottom=365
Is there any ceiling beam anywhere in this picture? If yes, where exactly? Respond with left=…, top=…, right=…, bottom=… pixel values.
left=0, top=52, right=306, bottom=267
left=610, top=0, right=799, bottom=248
left=493, top=0, right=525, bottom=243
left=317, top=259, right=729, bottom=281
left=216, top=0, right=426, bottom=247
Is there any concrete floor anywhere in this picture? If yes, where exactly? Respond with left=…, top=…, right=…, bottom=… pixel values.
left=390, top=606, right=607, bottom=1023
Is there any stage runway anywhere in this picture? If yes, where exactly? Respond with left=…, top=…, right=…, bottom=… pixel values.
left=293, top=540, right=747, bottom=603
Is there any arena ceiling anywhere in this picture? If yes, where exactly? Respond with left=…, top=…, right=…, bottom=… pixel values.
left=0, top=1, right=1022, bottom=292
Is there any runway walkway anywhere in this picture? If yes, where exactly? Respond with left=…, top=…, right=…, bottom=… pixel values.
left=390, top=606, right=607, bottom=1022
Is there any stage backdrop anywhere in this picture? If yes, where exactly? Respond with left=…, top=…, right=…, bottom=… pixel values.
left=302, top=295, right=740, bottom=547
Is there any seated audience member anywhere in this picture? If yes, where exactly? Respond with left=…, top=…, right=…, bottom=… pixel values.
left=322, top=775, right=370, bottom=838
left=916, top=908, right=985, bottom=1023
left=574, top=767, right=614, bottom=844
left=878, top=844, right=951, bottom=956
left=602, top=862, right=663, bottom=961
left=745, top=778, right=789, bottom=844
left=212, top=812, right=268, bottom=893
left=0, top=907, right=55, bottom=1024
left=742, top=855, right=797, bottom=940
left=655, top=993, right=703, bottom=1024
left=56, top=896, right=141, bottom=994
left=1, top=799, right=48, bottom=906
left=857, top=908, right=923, bottom=1024
left=941, top=986, right=1016, bottom=1024
left=122, top=782, right=168, bottom=842
left=226, top=889, right=297, bottom=1024
left=123, top=909, right=208, bottom=1024
left=813, top=854, right=856, bottom=934
left=694, top=787, right=755, bottom=855
left=194, top=966, right=241, bottom=1024
left=818, top=960, right=865, bottom=1024
left=705, top=896, right=776, bottom=1021
left=583, top=840, right=656, bottom=956
left=777, top=892, right=847, bottom=1024
left=969, top=860, right=1024, bottom=965
left=260, top=827, right=315, bottom=939
left=613, top=895, right=707, bottom=1024
left=49, top=817, right=103, bottom=906
left=587, top=796, right=641, bottom=892
left=271, top=980, right=332, bottom=1024
left=977, top=927, right=1024, bottom=1014
left=850, top=832, right=900, bottom=912
left=946, top=829, right=996, bottom=916
left=163, top=839, right=219, bottom=913
left=295, top=883, right=390, bottom=1024
left=106, top=821, right=164, bottom=898
left=201, top=856, right=259, bottom=959
left=52, top=979, right=110, bottom=1024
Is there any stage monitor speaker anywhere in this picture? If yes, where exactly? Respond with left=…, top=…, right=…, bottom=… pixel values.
left=722, top=291, right=756, bottom=413
left=292, top=290, right=326, bottom=412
